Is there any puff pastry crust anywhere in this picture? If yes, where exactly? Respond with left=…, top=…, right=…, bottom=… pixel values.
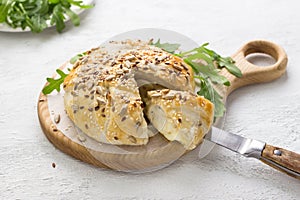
left=63, top=40, right=197, bottom=146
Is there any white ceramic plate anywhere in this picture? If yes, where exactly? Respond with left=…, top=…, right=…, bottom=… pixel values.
left=0, top=0, right=94, bottom=32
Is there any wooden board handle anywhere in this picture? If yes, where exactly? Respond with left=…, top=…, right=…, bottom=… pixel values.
left=224, top=40, right=288, bottom=96
left=261, top=144, right=300, bottom=179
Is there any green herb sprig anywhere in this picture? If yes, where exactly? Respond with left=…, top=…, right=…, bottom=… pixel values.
left=0, top=0, right=93, bottom=33
left=70, top=51, right=86, bottom=64
left=151, top=40, right=242, bottom=118
left=42, top=69, right=68, bottom=94
left=150, top=39, right=180, bottom=54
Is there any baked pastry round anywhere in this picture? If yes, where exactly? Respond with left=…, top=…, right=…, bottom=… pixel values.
left=63, top=40, right=201, bottom=147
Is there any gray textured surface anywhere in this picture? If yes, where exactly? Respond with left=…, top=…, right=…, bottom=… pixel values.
left=1, top=0, right=300, bottom=199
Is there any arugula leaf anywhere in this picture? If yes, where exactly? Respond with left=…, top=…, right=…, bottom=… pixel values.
left=70, top=52, right=86, bottom=64
left=195, top=76, right=226, bottom=118
left=67, top=0, right=94, bottom=9
left=218, top=56, right=242, bottom=77
left=42, top=69, right=68, bottom=94
left=64, top=6, right=80, bottom=26
left=198, top=43, right=242, bottom=78
left=0, top=0, right=94, bottom=33
left=50, top=4, right=65, bottom=32
left=153, top=41, right=242, bottom=118
left=183, top=53, right=230, bottom=86
left=150, top=39, right=180, bottom=54
left=0, top=0, right=12, bottom=23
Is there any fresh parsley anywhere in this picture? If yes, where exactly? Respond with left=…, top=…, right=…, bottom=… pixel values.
left=42, top=69, right=68, bottom=94
left=152, top=40, right=242, bottom=118
left=0, top=0, right=93, bottom=33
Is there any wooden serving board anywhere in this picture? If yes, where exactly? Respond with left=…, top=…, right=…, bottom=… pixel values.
left=38, top=39, right=287, bottom=172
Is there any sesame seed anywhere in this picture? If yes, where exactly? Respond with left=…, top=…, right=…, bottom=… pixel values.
left=135, top=121, right=141, bottom=128
left=95, top=86, right=103, bottom=94
left=77, top=83, right=85, bottom=90
left=124, top=60, right=131, bottom=68
left=151, top=93, right=162, bottom=97
left=123, top=67, right=129, bottom=72
left=173, top=65, right=183, bottom=71
left=198, top=121, right=202, bottom=126
left=116, top=69, right=123, bottom=75
left=128, top=136, right=137, bottom=144
left=96, top=97, right=106, bottom=105
left=163, top=93, right=175, bottom=100
left=161, top=89, right=170, bottom=94
left=181, top=63, right=188, bottom=70
left=105, top=74, right=115, bottom=81
left=94, top=106, right=100, bottom=111
left=119, top=105, right=127, bottom=116
left=86, top=82, right=94, bottom=90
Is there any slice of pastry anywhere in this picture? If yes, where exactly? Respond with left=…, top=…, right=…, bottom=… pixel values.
left=144, top=89, right=214, bottom=150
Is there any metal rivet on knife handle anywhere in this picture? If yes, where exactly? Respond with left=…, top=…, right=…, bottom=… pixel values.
left=274, top=149, right=282, bottom=156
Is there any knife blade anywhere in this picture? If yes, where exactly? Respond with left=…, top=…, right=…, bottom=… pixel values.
left=204, top=126, right=300, bottom=179
left=205, top=126, right=266, bottom=159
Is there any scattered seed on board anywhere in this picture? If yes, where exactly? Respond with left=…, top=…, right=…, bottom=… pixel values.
left=77, top=134, right=86, bottom=142
left=54, top=114, right=60, bottom=124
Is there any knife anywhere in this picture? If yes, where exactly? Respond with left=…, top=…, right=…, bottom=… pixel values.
left=205, top=126, right=300, bottom=179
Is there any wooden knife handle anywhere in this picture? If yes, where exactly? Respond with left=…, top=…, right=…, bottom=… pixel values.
left=261, top=144, right=300, bottom=179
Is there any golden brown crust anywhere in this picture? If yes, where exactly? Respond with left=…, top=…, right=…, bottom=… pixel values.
left=63, top=40, right=210, bottom=148
left=63, top=40, right=196, bottom=146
